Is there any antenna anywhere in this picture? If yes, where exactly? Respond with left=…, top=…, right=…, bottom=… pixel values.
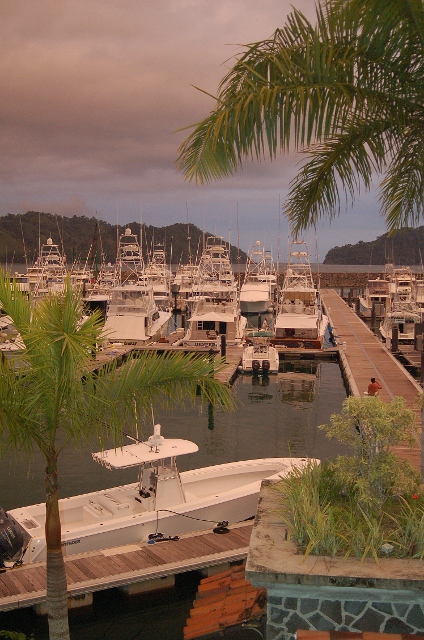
left=186, top=202, right=192, bottom=263
left=277, top=196, right=281, bottom=279
left=38, top=212, right=41, bottom=258
left=140, top=203, right=143, bottom=259
left=116, top=200, right=119, bottom=264
left=19, top=215, right=28, bottom=270
left=236, top=204, right=241, bottom=289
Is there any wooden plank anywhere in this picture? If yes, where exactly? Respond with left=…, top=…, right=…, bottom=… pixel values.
left=72, top=558, right=98, bottom=580
left=322, top=289, right=422, bottom=474
left=0, top=522, right=253, bottom=611
left=0, top=573, right=23, bottom=596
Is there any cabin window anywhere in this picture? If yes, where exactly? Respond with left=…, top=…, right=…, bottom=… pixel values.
left=197, top=321, right=215, bottom=331
left=219, top=322, right=227, bottom=335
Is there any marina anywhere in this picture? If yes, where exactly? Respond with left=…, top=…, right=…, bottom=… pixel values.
left=2, top=258, right=424, bottom=638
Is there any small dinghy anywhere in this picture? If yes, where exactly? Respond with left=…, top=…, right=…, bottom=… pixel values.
left=1, top=425, right=312, bottom=566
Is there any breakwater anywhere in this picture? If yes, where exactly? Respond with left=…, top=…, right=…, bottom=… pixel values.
left=315, top=272, right=376, bottom=288
left=275, top=272, right=380, bottom=288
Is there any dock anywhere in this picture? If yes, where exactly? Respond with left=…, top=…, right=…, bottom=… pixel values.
left=321, top=289, right=423, bottom=474
left=0, top=522, right=253, bottom=612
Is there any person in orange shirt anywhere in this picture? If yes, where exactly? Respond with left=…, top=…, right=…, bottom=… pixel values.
left=368, top=378, right=382, bottom=396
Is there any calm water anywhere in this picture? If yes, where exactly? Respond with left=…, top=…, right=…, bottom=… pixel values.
left=0, top=356, right=349, bottom=639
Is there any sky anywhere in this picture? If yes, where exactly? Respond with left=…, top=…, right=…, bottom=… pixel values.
left=1, top=1, right=388, bottom=262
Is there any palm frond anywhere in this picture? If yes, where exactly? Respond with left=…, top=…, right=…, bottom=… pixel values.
left=176, top=0, right=424, bottom=230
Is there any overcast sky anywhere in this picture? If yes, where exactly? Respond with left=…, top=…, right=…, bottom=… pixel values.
left=1, top=1, right=388, bottom=261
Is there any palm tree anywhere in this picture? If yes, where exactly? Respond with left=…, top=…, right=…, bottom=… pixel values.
left=0, top=274, right=233, bottom=640
left=176, top=0, right=424, bottom=234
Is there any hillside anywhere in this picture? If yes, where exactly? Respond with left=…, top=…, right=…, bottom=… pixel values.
left=0, top=211, right=247, bottom=267
left=323, top=227, right=424, bottom=264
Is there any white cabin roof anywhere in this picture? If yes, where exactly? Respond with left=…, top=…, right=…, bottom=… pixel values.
left=190, top=311, right=233, bottom=323
left=92, top=439, right=199, bottom=469
left=274, top=315, right=318, bottom=329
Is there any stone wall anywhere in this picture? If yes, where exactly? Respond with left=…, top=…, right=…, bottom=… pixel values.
left=267, top=584, right=424, bottom=640
left=246, top=481, right=424, bottom=640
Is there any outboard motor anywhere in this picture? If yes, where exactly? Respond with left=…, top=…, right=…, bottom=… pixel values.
left=252, top=360, right=261, bottom=373
left=262, top=360, right=271, bottom=374
left=0, top=507, right=31, bottom=567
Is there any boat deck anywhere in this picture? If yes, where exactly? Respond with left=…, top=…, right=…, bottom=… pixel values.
left=0, top=521, right=253, bottom=612
left=321, top=289, right=423, bottom=475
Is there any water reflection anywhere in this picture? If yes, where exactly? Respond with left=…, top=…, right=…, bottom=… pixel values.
left=0, top=357, right=349, bottom=640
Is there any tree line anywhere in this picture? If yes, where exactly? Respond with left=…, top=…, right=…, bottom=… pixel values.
left=0, top=211, right=247, bottom=268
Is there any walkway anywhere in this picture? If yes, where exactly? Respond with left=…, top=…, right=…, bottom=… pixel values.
left=321, top=289, right=423, bottom=474
left=0, top=522, right=253, bottom=612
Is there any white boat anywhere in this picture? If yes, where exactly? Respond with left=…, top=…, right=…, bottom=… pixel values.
left=144, top=244, right=173, bottom=310
left=358, top=278, right=390, bottom=318
left=1, top=424, right=311, bottom=566
left=241, top=341, right=279, bottom=374
left=103, top=284, right=172, bottom=345
left=187, top=236, right=238, bottom=313
left=379, top=265, right=421, bottom=343
left=173, top=262, right=199, bottom=311
left=240, top=242, right=277, bottom=314
left=103, top=228, right=171, bottom=345
left=26, top=236, right=67, bottom=300
left=182, top=294, right=247, bottom=348
left=272, top=241, right=329, bottom=350
left=379, top=304, right=421, bottom=344
left=84, top=262, right=119, bottom=316
left=387, top=266, right=416, bottom=305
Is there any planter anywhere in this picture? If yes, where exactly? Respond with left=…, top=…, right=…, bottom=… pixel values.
left=246, top=480, right=424, bottom=640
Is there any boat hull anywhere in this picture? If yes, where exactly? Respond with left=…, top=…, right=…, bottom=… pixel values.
left=9, top=458, right=309, bottom=564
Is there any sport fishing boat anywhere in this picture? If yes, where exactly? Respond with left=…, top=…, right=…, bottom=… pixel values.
left=144, top=244, right=173, bottom=310
left=272, top=241, right=329, bottom=350
left=103, top=228, right=171, bottom=345
left=186, top=236, right=237, bottom=314
left=358, top=277, right=390, bottom=319
left=182, top=294, right=247, bottom=348
left=379, top=304, right=421, bottom=344
left=239, top=242, right=277, bottom=314
left=0, top=424, right=311, bottom=566
left=26, top=236, right=67, bottom=300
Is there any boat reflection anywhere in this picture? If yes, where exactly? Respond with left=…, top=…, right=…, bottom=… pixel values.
left=277, top=360, right=318, bottom=405
left=240, top=360, right=318, bottom=405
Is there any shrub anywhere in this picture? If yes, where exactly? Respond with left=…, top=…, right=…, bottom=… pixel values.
left=275, top=396, right=423, bottom=560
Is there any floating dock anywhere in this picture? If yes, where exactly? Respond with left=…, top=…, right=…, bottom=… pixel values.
left=0, top=522, right=253, bottom=612
left=321, top=289, right=423, bottom=475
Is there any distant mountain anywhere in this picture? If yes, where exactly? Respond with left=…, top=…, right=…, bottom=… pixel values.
left=0, top=211, right=247, bottom=267
left=323, top=227, right=424, bottom=264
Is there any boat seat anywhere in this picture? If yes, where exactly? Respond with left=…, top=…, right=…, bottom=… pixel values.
left=98, top=493, right=132, bottom=515
left=83, top=501, right=114, bottom=524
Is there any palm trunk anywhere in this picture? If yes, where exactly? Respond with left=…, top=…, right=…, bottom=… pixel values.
left=45, top=455, right=70, bottom=640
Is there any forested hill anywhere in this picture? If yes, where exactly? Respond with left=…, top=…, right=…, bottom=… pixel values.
left=323, top=227, right=424, bottom=264
left=0, top=211, right=247, bottom=266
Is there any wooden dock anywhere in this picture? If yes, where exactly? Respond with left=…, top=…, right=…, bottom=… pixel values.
left=321, top=289, right=423, bottom=474
left=0, top=522, right=253, bottom=612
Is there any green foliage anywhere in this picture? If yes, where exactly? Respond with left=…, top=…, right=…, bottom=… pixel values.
left=177, top=0, right=424, bottom=234
left=275, top=397, right=423, bottom=560
left=320, top=396, right=419, bottom=511
left=0, top=211, right=247, bottom=266
left=0, top=632, right=33, bottom=640
left=323, top=226, right=424, bottom=265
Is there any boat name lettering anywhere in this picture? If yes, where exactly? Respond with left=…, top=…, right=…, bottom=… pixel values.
left=62, top=539, right=81, bottom=547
